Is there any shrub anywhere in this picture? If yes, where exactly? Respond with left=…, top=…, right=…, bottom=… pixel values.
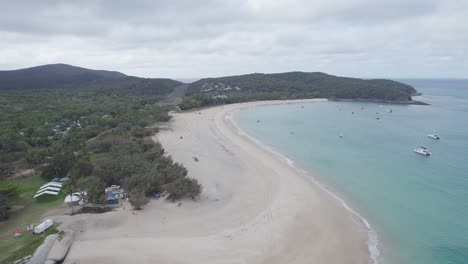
left=77, top=176, right=105, bottom=204
left=0, top=194, right=10, bottom=221
left=129, top=188, right=148, bottom=210
left=167, top=177, right=202, bottom=201
left=0, top=181, right=21, bottom=201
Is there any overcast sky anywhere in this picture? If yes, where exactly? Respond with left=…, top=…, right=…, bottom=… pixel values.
left=0, top=0, right=467, bottom=79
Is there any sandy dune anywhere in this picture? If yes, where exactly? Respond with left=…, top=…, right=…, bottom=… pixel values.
left=61, top=99, right=369, bottom=264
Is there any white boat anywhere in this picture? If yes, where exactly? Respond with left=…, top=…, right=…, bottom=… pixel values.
left=413, top=147, right=431, bottom=156
left=427, top=134, right=440, bottom=140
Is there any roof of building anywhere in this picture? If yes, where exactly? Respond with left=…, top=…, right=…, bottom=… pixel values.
left=64, top=192, right=86, bottom=203
left=34, top=181, right=63, bottom=198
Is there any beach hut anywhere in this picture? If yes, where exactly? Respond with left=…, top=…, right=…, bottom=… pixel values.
left=34, top=181, right=63, bottom=198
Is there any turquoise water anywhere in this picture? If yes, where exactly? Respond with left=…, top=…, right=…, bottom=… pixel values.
left=235, top=80, right=468, bottom=264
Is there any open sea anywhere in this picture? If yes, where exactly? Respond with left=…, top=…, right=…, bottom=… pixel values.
left=235, top=79, right=468, bottom=264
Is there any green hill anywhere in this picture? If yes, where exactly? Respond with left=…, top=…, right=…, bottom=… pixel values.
left=184, top=72, right=419, bottom=108
left=0, top=64, right=181, bottom=96
left=0, top=64, right=125, bottom=90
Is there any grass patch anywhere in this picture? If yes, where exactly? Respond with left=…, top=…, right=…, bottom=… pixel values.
left=9, top=174, right=47, bottom=205
left=3, top=226, right=59, bottom=263
left=0, top=174, right=64, bottom=263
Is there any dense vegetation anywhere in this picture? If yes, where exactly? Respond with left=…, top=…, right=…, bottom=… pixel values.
left=0, top=64, right=201, bottom=219
left=182, top=72, right=418, bottom=109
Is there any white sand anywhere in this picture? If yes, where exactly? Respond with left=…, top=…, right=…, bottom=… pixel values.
left=61, top=99, right=369, bottom=264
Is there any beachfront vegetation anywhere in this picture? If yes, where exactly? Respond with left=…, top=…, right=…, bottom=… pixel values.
left=167, top=178, right=203, bottom=201
left=182, top=72, right=418, bottom=109
left=128, top=188, right=148, bottom=210
left=0, top=64, right=201, bottom=222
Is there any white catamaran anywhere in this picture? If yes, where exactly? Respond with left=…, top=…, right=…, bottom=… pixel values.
left=414, top=146, right=432, bottom=156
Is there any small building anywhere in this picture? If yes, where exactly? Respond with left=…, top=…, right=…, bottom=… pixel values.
left=34, top=182, right=63, bottom=198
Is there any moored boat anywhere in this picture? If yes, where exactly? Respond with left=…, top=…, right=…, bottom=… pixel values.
left=427, top=134, right=440, bottom=140
left=413, top=146, right=431, bottom=156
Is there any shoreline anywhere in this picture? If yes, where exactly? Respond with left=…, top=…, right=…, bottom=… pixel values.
left=60, top=98, right=371, bottom=263
left=329, top=98, right=429, bottom=105
left=226, top=99, right=380, bottom=264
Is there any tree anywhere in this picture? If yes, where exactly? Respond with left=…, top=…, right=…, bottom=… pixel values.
left=0, top=181, right=21, bottom=221
left=63, top=176, right=78, bottom=214
left=41, top=153, right=73, bottom=180
left=73, top=158, right=93, bottom=177
left=0, top=193, right=10, bottom=221
left=128, top=188, right=148, bottom=210
left=25, top=148, right=48, bottom=165
left=77, top=176, right=104, bottom=204
left=167, top=178, right=202, bottom=201
left=0, top=181, right=21, bottom=201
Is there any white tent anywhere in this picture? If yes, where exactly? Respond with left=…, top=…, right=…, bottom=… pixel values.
left=64, top=192, right=86, bottom=203
left=34, top=182, right=63, bottom=198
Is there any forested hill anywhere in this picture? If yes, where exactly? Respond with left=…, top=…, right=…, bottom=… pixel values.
left=0, top=64, right=181, bottom=96
left=0, top=64, right=201, bottom=227
left=184, top=72, right=419, bottom=108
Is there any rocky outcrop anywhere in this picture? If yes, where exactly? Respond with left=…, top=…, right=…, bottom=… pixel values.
left=46, top=231, right=74, bottom=262
left=28, top=234, right=58, bottom=264
left=13, top=255, right=31, bottom=264
left=16, top=230, right=74, bottom=264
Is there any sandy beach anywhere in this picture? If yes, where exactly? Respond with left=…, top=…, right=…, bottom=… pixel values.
left=61, top=99, right=369, bottom=264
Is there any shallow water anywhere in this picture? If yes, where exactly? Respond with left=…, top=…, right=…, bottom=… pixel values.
left=235, top=80, right=468, bottom=264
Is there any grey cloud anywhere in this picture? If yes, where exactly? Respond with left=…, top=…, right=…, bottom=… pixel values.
left=0, top=0, right=466, bottom=78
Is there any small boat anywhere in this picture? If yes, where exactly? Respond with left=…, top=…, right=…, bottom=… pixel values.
left=386, top=109, right=392, bottom=113
left=413, top=146, right=431, bottom=156
left=427, top=134, right=440, bottom=140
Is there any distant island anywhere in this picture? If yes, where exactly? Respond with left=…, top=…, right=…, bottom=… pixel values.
left=181, top=72, right=423, bottom=109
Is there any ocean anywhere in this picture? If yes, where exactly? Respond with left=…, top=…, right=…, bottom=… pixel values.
left=235, top=79, right=468, bottom=264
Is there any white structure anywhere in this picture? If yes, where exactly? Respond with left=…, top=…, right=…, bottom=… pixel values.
left=413, top=146, right=432, bottom=156
left=33, top=219, right=53, bottom=234
left=64, top=192, right=86, bottom=204
left=34, top=182, right=63, bottom=198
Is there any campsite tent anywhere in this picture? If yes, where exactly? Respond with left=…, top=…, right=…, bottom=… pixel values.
left=64, top=192, right=86, bottom=204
